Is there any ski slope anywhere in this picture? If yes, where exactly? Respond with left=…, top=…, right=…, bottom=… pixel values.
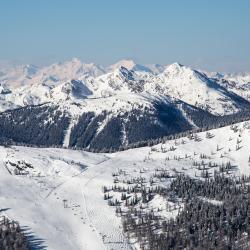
left=0, top=120, right=250, bottom=249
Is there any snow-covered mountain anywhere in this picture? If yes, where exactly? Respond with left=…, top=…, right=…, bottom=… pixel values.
left=88, top=62, right=249, bottom=115
left=210, top=72, right=250, bottom=101
left=0, top=58, right=105, bottom=90
left=0, top=59, right=250, bottom=151
left=0, top=64, right=39, bottom=88
left=1, top=59, right=248, bottom=115
left=224, top=72, right=250, bottom=85
left=107, top=59, right=155, bottom=73
left=29, top=58, right=105, bottom=88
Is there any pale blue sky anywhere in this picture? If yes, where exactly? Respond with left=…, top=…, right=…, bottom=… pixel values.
left=0, top=0, right=249, bottom=72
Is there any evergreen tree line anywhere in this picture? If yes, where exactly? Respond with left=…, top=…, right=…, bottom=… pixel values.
left=0, top=104, right=70, bottom=147
left=0, top=101, right=250, bottom=153
left=118, top=172, right=250, bottom=249
left=119, top=111, right=250, bottom=154
left=0, top=216, right=28, bottom=250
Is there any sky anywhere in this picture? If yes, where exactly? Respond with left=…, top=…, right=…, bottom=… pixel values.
left=0, top=0, right=249, bottom=72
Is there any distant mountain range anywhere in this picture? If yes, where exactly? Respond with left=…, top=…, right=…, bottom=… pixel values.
left=0, top=58, right=250, bottom=151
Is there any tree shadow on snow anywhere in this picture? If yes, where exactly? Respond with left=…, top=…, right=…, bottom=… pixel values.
left=0, top=208, right=10, bottom=213
left=22, top=226, right=47, bottom=250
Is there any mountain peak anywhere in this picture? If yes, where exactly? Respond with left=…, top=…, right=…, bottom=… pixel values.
left=109, top=59, right=136, bottom=71
left=166, top=62, right=184, bottom=70
left=69, top=57, right=82, bottom=64
left=163, top=62, right=187, bottom=76
left=22, top=64, right=39, bottom=75
left=108, top=59, right=155, bottom=73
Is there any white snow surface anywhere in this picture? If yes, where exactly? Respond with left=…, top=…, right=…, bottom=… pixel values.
left=0, top=58, right=249, bottom=115
left=1, top=120, right=250, bottom=249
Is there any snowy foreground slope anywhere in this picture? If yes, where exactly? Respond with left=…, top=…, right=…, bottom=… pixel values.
left=0, top=120, right=250, bottom=249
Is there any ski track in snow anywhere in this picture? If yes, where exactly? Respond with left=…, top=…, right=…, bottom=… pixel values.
left=63, top=116, right=79, bottom=147
left=80, top=161, right=132, bottom=250
left=177, top=104, right=198, bottom=128
left=42, top=155, right=131, bottom=250
left=44, top=168, right=87, bottom=200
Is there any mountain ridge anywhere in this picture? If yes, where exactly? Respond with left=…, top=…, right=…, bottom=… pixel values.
left=1, top=58, right=250, bottom=151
